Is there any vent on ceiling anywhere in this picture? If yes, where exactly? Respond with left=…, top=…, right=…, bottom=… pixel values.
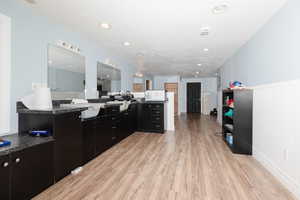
left=200, top=27, right=210, bottom=37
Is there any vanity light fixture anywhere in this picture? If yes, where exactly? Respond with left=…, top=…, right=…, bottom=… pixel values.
left=99, top=23, right=111, bottom=30
left=196, top=71, right=200, bottom=74
left=197, top=63, right=202, bottom=66
left=203, top=48, right=209, bottom=52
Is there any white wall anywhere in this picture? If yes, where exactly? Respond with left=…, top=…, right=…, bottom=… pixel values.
left=180, top=77, right=217, bottom=113
left=218, top=0, right=300, bottom=197
left=0, top=13, right=11, bottom=135
left=219, top=0, right=300, bottom=89
left=152, top=76, right=218, bottom=115
left=252, top=80, right=300, bottom=199
left=0, top=0, right=135, bottom=133
left=153, top=75, right=180, bottom=90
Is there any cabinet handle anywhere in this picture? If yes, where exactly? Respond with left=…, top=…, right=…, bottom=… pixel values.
left=3, top=162, right=9, bottom=168
left=15, top=158, right=21, bottom=163
left=112, top=117, right=116, bottom=120
left=112, top=136, right=116, bottom=140
left=112, top=126, right=117, bottom=129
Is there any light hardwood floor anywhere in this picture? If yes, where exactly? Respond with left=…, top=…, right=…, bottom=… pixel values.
left=34, top=114, right=296, bottom=200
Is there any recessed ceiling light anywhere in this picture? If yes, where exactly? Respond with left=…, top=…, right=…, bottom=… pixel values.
left=99, top=23, right=111, bottom=29
left=106, top=74, right=110, bottom=78
left=135, top=73, right=143, bottom=77
left=196, top=71, right=200, bottom=74
left=24, top=0, right=37, bottom=4
left=123, top=42, right=131, bottom=46
left=197, top=63, right=202, bottom=66
left=48, top=60, right=53, bottom=64
left=203, top=48, right=209, bottom=52
left=212, top=3, right=229, bottom=14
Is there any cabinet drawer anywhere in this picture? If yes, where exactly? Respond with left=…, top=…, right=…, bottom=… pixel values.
left=150, top=116, right=162, bottom=121
left=147, top=104, right=163, bottom=111
left=106, top=106, right=120, bottom=115
left=150, top=110, right=162, bottom=116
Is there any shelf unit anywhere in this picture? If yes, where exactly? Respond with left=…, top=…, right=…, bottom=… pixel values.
left=222, top=89, right=253, bottom=155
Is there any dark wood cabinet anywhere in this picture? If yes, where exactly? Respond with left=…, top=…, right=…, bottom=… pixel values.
left=53, top=112, right=83, bottom=181
left=0, top=154, right=10, bottom=200
left=95, top=116, right=114, bottom=155
left=82, top=119, right=96, bottom=164
left=11, top=142, right=54, bottom=200
left=18, top=111, right=83, bottom=182
left=137, top=103, right=164, bottom=133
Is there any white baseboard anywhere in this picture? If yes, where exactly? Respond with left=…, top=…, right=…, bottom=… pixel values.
left=253, top=148, right=300, bottom=200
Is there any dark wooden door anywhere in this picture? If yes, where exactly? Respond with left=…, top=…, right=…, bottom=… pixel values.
left=0, top=154, right=10, bottom=200
left=187, top=82, right=201, bottom=113
left=11, top=142, right=54, bottom=200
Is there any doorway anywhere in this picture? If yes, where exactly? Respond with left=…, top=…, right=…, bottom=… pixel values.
left=187, top=82, right=201, bottom=113
left=145, top=80, right=152, bottom=90
left=133, top=83, right=144, bottom=92
left=164, top=83, right=178, bottom=115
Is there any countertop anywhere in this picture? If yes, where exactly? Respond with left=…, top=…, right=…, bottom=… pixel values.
left=17, top=106, right=88, bottom=115
left=0, top=134, right=54, bottom=156
left=137, top=100, right=167, bottom=104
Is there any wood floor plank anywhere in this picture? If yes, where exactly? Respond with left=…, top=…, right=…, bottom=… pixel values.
left=34, top=114, right=296, bottom=200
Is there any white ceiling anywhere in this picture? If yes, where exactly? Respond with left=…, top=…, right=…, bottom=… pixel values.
left=27, top=0, right=287, bottom=77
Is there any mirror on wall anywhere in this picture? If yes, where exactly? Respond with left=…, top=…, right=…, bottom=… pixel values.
left=97, top=62, right=121, bottom=96
left=48, top=44, right=86, bottom=99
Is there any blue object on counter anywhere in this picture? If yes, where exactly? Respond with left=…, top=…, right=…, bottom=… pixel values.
left=29, top=130, right=51, bottom=137
left=0, top=140, right=11, bottom=147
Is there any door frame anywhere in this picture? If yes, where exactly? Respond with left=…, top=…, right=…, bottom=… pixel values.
left=186, top=82, right=201, bottom=113
left=164, top=82, right=179, bottom=115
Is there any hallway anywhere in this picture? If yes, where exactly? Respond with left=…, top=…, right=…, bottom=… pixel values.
left=34, top=114, right=295, bottom=200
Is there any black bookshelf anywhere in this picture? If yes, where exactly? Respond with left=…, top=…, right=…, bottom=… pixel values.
left=222, top=89, right=253, bottom=155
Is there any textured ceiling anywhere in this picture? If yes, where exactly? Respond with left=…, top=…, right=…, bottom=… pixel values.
left=26, top=0, right=287, bottom=77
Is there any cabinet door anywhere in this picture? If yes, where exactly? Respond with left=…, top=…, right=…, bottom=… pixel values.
left=120, top=112, right=130, bottom=139
left=53, top=112, right=82, bottom=181
left=95, top=116, right=113, bottom=155
left=82, top=120, right=96, bottom=164
left=0, top=154, right=10, bottom=200
left=11, top=142, right=54, bottom=200
left=129, top=104, right=137, bottom=134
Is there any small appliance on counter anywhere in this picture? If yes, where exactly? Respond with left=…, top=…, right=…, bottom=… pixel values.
left=0, top=138, right=11, bottom=147
left=145, top=90, right=166, bottom=101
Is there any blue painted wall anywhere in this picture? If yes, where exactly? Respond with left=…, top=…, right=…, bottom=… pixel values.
left=220, top=0, right=300, bottom=88
left=0, top=0, right=135, bottom=133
